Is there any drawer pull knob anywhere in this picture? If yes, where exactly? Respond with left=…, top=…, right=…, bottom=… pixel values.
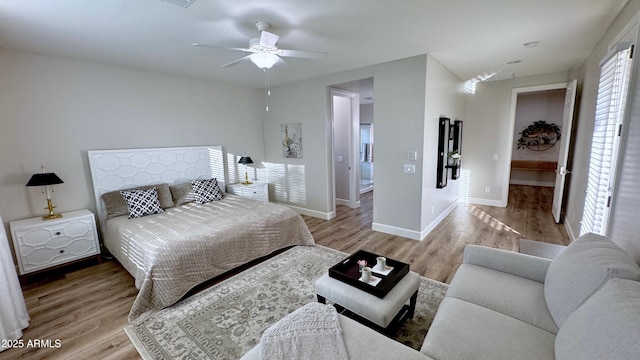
left=59, top=250, right=64, bottom=254
left=55, top=231, right=61, bottom=236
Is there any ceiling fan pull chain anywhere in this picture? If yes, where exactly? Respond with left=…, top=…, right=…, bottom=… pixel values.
left=264, top=68, right=270, bottom=112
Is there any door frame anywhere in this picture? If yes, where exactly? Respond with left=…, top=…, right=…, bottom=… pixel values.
left=503, top=82, right=573, bottom=207
left=330, top=88, right=361, bottom=210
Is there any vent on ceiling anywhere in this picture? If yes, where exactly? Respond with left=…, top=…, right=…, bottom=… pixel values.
left=162, top=0, right=196, bottom=8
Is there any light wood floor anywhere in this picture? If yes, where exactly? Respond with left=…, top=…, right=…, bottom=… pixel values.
left=309, top=185, right=569, bottom=283
left=1, top=185, right=568, bottom=360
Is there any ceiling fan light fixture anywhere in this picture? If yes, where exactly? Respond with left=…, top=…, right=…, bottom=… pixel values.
left=250, top=53, right=279, bottom=69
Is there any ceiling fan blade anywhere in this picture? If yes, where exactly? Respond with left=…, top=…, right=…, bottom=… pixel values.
left=278, top=49, right=328, bottom=59
left=222, top=55, right=251, bottom=68
left=259, top=31, right=279, bottom=47
left=192, top=43, right=254, bottom=53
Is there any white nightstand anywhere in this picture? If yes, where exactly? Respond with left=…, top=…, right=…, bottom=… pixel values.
left=226, top=181, right=269, bottom=202
left=9, top=209, right=101, bottom=275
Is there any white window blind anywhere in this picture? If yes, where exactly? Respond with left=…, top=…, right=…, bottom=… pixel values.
left=581, top=43, right=633, bottom=236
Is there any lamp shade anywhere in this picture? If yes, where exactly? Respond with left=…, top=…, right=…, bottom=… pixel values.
left=26, top=173, right=64, bottom=187
left=238, top=156, right=254, bottom=165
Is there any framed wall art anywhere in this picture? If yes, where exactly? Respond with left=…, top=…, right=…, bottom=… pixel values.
left=282, top=123, right=302, bottom=158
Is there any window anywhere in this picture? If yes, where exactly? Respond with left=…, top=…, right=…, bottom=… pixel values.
left=581, top=43, right=633, bottom=236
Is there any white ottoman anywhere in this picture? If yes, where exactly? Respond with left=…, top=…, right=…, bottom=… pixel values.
left=315, top=271, right=420, bottom=334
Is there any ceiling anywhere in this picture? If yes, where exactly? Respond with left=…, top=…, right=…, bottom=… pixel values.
left=0, top=0, right=630, bottom=90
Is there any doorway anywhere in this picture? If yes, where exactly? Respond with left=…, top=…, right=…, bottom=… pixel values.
left=329, top=77, right=374, bottom=213
left=331, top=88, right=360, bottom=209
left=506, top=80, right=578, bottom=223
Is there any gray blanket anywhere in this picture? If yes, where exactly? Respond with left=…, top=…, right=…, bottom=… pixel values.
left=103, top=194, right=315, bottom=324
left=260, top=303, right=348, bottom=360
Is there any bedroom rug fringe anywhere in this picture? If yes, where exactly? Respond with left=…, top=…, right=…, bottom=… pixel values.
left=124, top=245, right=448, bottom=360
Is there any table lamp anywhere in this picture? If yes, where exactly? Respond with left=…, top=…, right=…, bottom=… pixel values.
left=238, top=156, right=254, bottom=185
left=26, top=166, right=64, bottom=220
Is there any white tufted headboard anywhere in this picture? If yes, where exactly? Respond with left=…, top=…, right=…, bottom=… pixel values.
left=88, top=145, right=227, bottom=227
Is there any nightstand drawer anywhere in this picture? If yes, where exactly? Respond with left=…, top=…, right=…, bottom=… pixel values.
left=226, top=181, right=269, bottom=202
left=10, top=209, right=100, bottom=274
left=236, top=186, right=267, bottom=199
left=16, top=218, right=94, bottom=248
left=17, top=236, right=98, bottom=273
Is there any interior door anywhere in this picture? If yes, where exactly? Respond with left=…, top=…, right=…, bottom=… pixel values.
left=552, top=79, right=578, bottom=223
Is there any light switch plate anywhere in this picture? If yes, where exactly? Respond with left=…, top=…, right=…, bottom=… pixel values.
left=337, top=156, right=344, bottom=162
left=403, top=164, right=416, bottom=174
left=408, top=151, right=418, bottom=161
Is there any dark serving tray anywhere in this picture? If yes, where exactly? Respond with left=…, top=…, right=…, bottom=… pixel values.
left=328, top=250, right=409, bottom=298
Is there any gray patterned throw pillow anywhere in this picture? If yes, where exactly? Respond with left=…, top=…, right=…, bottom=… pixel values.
left=120, top=188, right=165, bottom=219
left=191, top=178, right=223, bottom=204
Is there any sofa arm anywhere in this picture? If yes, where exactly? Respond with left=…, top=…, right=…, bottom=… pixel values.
left=463, top=245, right=552, bottom=283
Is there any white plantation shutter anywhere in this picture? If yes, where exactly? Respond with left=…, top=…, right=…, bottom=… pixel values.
left=581, top=43, right=633, bottom=236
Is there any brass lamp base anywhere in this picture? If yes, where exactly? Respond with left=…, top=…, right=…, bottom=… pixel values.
left=241, top=171, right=253, bottom=185
left=43, top=198, right=62, bottom=220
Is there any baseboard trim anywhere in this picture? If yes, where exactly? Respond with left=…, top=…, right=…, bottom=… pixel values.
left=284, top=204, right=335, bottom=220
left=563, top=218, right=578, bottom=243
left=336, top=199, right=361, bottom=209
left=420, top=201, right=458, bottom=240
left=468, top=197, right=505, bottom=207
left=335, top=198, right=350, bottom=207
left=371, top=222, right=422, bottom=241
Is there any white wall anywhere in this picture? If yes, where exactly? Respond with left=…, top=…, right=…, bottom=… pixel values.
left=565, top=0, right=640, bottom=260
left=512, top=92, right=564, bottom=162
left=372, top=56, right=428, bottom=237
left=261, top=55, right=465, bottom=239
left=361, top=104, right=374, bottom=124
left=0, top=49, right=264, bottom=247
left=262, top=56, right=429, bottom=230
left=420, top=55, right=466, bottom=234
left=463, top=72, right=571, bottom=206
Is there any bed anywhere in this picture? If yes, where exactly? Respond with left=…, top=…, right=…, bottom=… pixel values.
left=88, top=146, right=315, bottom=324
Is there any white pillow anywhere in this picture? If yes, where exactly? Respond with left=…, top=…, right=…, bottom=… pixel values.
left=120, top=188, right=165, bottom=219
left=191, top=178, right=223, bottom=204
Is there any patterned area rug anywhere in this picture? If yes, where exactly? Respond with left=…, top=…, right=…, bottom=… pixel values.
left=125, top=245, right=448, bottom=359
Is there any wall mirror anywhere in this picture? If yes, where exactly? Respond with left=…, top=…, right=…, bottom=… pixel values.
left=436, top=117, right=450, bottom=188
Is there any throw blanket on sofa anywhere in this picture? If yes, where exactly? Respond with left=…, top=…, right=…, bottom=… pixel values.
left=260, top=303, right=348, bottom=360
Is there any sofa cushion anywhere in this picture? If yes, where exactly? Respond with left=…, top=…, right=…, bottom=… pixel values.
left=544, top=233, right=640, bottom=327
left=447, top=264, right=558, bottom=333
left=519, top=239, right=566, bottom=259
left=555, top=278, right=640, bottom=360
left=421, top=297, right=556, bottom=360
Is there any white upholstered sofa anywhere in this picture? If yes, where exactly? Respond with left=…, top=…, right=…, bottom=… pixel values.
left=241, top=233, right=640, bottom=359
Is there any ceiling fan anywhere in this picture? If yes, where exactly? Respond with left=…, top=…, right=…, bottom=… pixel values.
left=193, top=21, right=327, bottom=70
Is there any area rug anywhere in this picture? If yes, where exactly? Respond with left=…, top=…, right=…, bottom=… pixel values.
left=125, top=245, right=448, bottom=360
